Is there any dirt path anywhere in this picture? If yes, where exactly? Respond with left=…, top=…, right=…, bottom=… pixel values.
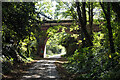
left=20, top=59, right=61, bottom=80
left=2, top=54, right=68, bottom=80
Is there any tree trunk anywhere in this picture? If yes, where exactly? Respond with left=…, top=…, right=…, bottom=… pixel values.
left=106, top=3, right=115, bottom=53
left=100, top=2, right=115, bottom=53
left=82, top=2, right=87, bottom=26
left=88, top=2, right=93, bottom=35
left=76, top=2, right=93, bottom=46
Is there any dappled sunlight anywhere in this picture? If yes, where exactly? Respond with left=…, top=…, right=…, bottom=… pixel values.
left=21, top=59, right=60, bottom=80
left=23, top=74, right=41, bottom=79
left=2, top=1, right=120, bottom=80
left=45, top=75, right=57, bottom=78
left=45, top=32, right=67, bottom=58
left=48, top=52, right=66, bottom=58
left=21, top=71, right=29, bottom=74
left=55, top=60, right=68, bottom=64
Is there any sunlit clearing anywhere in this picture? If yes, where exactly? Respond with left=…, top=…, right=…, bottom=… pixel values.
left=45, top=32, right=67, bottom=58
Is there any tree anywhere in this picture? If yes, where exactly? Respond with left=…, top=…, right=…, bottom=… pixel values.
left=2, top=2, right=36, bottom=62
left=88, top=2, right=94, bottom=35
left=76, top=1, right=93, bottom=46
left=100, top=2, right=115, bottom=53
left=111, top=2, right=120, bottom=22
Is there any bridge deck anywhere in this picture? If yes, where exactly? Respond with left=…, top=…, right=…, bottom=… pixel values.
left=41, top=20, right=100, bottom=32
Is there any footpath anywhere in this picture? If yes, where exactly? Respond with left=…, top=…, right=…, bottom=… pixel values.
left=20, top=55, right=63, bottom=80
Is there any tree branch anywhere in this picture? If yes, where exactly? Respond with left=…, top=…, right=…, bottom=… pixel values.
left=100, top=2, right=108, bottom=19
left=76, top=2, right=83, bottom=25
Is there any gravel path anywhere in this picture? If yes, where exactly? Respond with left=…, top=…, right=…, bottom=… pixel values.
left=21, top=59, right=61, bottom=80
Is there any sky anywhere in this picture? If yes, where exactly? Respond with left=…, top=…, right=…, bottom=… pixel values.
left=35, top=0, right=103, bottom=20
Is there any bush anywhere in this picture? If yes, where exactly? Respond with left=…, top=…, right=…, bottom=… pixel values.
left=64, top=32, right=120, bottom=79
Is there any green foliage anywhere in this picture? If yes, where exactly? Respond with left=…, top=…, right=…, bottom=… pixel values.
left=64, top=31, right=120, bottom=79
left=2, top=2, right=38, bottom=63
left=47, top=25, right=64, bottom=37
left=2, top=1, right=120, bottom=79
left=112, top=22, right=120, bottom=53
left=46, top=32, right=66, bottom=56
left=2, top=2, right=35, bottom=41
left=60, top=34, right=78, bottom=55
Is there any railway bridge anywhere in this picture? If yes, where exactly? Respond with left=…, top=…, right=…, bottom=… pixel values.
left=37, top=20, right=100, bottom=57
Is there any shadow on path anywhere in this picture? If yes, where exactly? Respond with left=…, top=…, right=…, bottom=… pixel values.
left=21, top=59, right=61, bottom=80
